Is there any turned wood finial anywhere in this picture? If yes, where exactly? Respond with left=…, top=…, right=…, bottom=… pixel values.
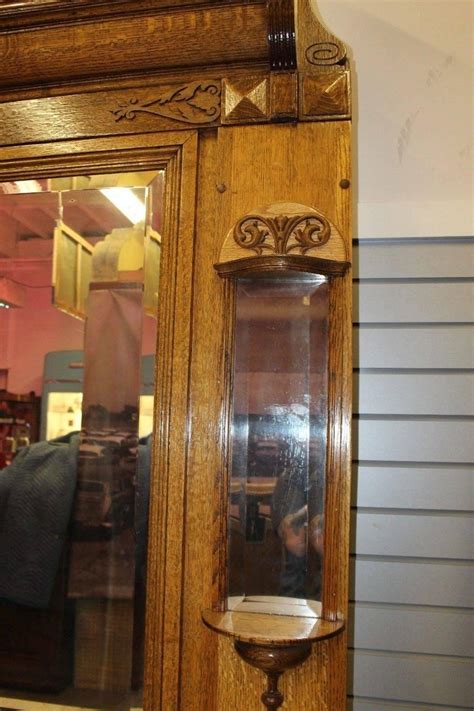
left=261, top=673, right=284, bottom=710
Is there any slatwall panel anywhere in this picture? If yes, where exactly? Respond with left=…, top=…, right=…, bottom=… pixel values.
left=348, top=237, right=474, bottom=711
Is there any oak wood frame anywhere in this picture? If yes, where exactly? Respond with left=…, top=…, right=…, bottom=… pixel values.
left=0, top=2, right=352, bottom=709
left=209, top=120, right=351, bottom=711
left=206, top=211, right=351, bottom=642
left=0, top=141, right=351, bottom=711
left=0, top=130, right=199, bottom=710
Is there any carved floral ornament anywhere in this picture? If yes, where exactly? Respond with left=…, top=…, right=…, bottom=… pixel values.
left=111, top=81, right=221, bottom=125
left=215, top=202, right=350, bottom=277
left=234, top=212, right=330, bottom=256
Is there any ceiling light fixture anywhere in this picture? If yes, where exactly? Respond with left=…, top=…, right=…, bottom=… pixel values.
left=100, top=187, right=146, bottom=225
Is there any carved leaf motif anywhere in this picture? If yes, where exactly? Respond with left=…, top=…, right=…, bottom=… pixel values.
left=234, top=213, right=331, bottom=256
left=290, top=217, right=331, bottom=253
left=234, top=217, right=273, bottom=254
left=111, top=81, right=221, bottom=124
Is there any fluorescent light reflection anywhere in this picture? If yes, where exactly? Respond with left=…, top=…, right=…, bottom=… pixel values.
left=100, top=187, right=146, bottom=224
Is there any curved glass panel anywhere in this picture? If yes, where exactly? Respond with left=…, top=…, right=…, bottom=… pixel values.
left=228, top=274, right=328, bottom=616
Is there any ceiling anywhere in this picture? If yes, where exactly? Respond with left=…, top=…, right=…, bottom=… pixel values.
left=0, top=172, right=160, bottom=261
left=0, top=189, right=138, bottom=260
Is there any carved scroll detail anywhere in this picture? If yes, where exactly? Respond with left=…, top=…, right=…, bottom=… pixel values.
left=305, top=41, right=346, bottom=66
left=111, top=81, right=221, bottom=124
left=234, top=213, right=331, bottom=256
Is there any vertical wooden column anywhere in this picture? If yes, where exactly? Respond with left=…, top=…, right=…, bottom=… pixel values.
left=178, top=120, right=352, bottom=710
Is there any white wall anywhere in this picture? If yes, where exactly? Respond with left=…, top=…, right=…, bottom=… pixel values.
left=316, top=0, right=473, bottom=237
left=312, top=2, right=474, bottom=709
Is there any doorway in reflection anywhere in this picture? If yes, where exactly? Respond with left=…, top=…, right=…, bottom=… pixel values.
left=0, top=171, right=163, bottom=710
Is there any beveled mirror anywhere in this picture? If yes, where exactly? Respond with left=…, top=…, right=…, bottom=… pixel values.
left=0, top=169, right=164, bottom=709
left=203, top=201, right=350, bottom=708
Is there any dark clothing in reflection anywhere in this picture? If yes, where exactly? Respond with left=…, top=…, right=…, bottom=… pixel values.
left=233, top=428, right=324, bottom=600
left=0, top=432, right=151, bottom=608
left=272, top=465, right=323, bottom=600
left=0, top=432, right=79, bottom=608
left=279, top=550, right=308, bottom=598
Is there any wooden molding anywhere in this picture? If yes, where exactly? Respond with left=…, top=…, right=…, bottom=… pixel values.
left=215, top=202, right=349, bottom=277
left=0, top=0, right=351, bottom=130
left=111, top=81, right=222, bottom=126
left=0, top=70, right=303, bottom=147
left=0, top=0, right=351, bottom=129
left=214, top=254, right=349, bottom=278
left=0, top=1, right=264, bottom=29
left=300, top=70, right=350, bottom=120
left=267, top=0, right=297, bottom=71
left=0, top=67, right=349, bottom=149
left=295, top=0, right=347, bottom=71
left=0, top=3, right=269, bottom=96
left=222, top=77, right=269, bottom=124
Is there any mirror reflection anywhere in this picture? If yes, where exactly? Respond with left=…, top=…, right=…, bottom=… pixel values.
left=0, top=171, right=163, bottom=709
left=228, top=275, right=328, bottom=617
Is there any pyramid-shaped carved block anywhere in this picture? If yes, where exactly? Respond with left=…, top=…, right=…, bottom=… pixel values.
left=222, top=77, right=269, bottom=124
left=301, top=71, right=349, bottom=118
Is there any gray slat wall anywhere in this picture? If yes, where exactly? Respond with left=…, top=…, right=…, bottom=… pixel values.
left=348, top=238, right=474, bottom=710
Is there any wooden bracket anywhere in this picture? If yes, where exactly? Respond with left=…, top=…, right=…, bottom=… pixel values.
left=235, top=641, right=311, bottom=710
left=202, top=608, right=344, bottom=710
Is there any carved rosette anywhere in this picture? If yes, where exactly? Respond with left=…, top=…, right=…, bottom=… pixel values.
left=111, top=81, right=221, bottom=125
left=215, top=202, right=349, bottom=278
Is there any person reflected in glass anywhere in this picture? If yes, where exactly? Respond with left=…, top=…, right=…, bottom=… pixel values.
left=245, top=436, right=281, bottom=542
left=271, top=437, right=324, bottom=599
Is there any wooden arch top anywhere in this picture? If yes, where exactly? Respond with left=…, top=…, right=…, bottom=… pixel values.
left=215, top=201, right=350, bottom=278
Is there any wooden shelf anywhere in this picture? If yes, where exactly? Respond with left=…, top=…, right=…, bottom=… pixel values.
left=202, top=608, right=344, bottom=647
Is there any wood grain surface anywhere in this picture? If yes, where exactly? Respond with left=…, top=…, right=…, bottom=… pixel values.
left=295, top=0, right=347, bottom=71
left=0, top=0, right=264, bottom=29
left=206, top=121, right=352, bottom=710
left=0, top=2, right=353, bottom=707
left=202, top=609, right=344, bottom=645
left=0, top=3, right=268, bottom=93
